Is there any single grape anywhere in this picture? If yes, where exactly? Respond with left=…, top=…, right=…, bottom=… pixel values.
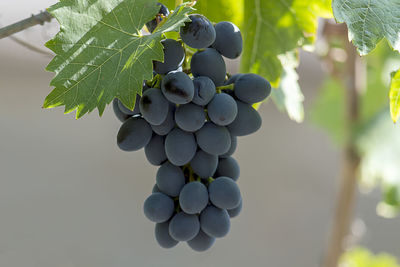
left=179, top=182, right=209, bottom=214
left=155, top=221, right=179, bottom=249
left=180, top=14, right=216, bottom=49
left=151, top=104, right=175, bottom=136
left=227, top=199, right=242, bottom=218
left=207, top=93, right=238, bottom=126
left=200, top=206, right=230, bottom=238
left=209, top=177, right=241, bottom=210
left=211, top=21, right=243, bottom=59
left=139, top=88, right=169, bottom=125
left=220, top=134, right=237, bottom=158
left=156, top=161, right=185, bottom=197
left=187, top=229, right=215, bottom=252
left=112, top=98, right=131, bottom=122
left=143, top=192, right=175, bottom=223
left=117, top=117, right=152, bottom=151
left=117, top=97, right=141, bottom=116
left=161, top=72, right=194, bottom=104
left=175, top=103, right=205, bottom=132
left=169, top=212, right=200, bottom=241
left=145, top=134, right=167, bottom=166
left=191, top=48, right=226, bottom=86
left=215, top=157, right=240, bottom=181
left=195, top=122, right=231, bottom=155
left=152, top=184, right=161, bottom=193
left=227, top=100, right=262, bottom=136
left=234, top=73, right=272, bottom=104
left=192, top=76, right=216, bottom=105
left=154, top=39, right=185, bottom=74
left=190, top=150, right=218, bottom=178
left=165, top=128, right=197, bottom=166
left=146, top=3, right=170, bottom=33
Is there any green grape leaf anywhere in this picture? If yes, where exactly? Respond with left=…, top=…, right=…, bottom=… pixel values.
left=44, top=0, right=192, bottom=118
left=240, top=0, right=333, bottom=87
left=332, top=0, right=400, bottom=56
left=340, top=247, right=400, bottom=267
left=271, top=52, right=304, bottom=123
left=357, top=109, right=400, bottom=216
left=159, top=0, right=243, bottom=26
left=389, top=69, right=400, bottom=123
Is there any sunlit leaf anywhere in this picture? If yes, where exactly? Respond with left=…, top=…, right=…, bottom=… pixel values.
left=44, top=0, right=192, bottom=118
left=240, top=0, right=333, bottom=86
left=332, top=0, right=400, bottom=55
left=389, top=69, right=400, bottom=123
left=271, top=52, right=304, bottom=123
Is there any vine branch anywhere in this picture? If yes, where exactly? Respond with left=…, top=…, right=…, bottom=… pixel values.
left=9, top=36, right=53, bottom=57
left=0, top=10, right=53, bottom=39
left=322, top=22, right=362, bottom=267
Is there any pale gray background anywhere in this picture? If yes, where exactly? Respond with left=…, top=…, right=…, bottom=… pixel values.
left=0, top=1, right=399, bottom=266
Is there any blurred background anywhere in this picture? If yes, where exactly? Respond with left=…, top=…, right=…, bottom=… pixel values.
left=1, top=1, right=400, bottom=267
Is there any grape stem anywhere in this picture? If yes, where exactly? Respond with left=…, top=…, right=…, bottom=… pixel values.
left=216, top=84, right=234, bottom=93
left=182, top=43, right=193, bottom=73
left=146, top=74, right=163, bottom=89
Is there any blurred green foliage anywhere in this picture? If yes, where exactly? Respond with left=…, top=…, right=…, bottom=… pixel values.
left=310, top=42, right=400, bottom=143
left=310, top=41, right=400, bottom=212
left=357, top=109, right=400, bottom=217
left=240, top=0, right=332, bottom=87
left=340, top=247, right=400, bottom=267
left=310, top=77, right=346, bottom=143
left=270, top=52, right=304, bottom=123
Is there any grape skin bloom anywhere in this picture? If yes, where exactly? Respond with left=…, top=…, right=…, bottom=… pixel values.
left=175, top=103, right=206, bottom=132
left=207, top=93, right=238, bottom=126
left=212, top=21, right=243, bottom=59
left=191, top=48, right=226, bottom=86
left=156, top=161, right=185, bottom=197
left=180, top=14, right=216, bottom=49
left=200, top=206, right=230, bottom=238
left=179, top=182, right=209, bottom=214
left=208, top=177, right=242, bottom=210
left=117, top=117, right=152, bottom=151
left=196, top=122, right=231, bottom=155
left=143, top=192, right=175, bottom=223
left=165, top=128, right=197, bottom=166
left=139, top=88, right=169, bottom=126
left=155, top=221, right=179, bottom=249
left=161, top=72, right=194, bottom=104
left=169, top=212, right=200, bottom=242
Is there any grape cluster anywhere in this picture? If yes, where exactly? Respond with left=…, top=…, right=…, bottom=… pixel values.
left=113, top=5, right=271, bottom=251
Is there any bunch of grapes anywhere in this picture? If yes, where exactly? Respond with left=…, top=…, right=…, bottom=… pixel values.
left=113, top=5, right=271, bottom=251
